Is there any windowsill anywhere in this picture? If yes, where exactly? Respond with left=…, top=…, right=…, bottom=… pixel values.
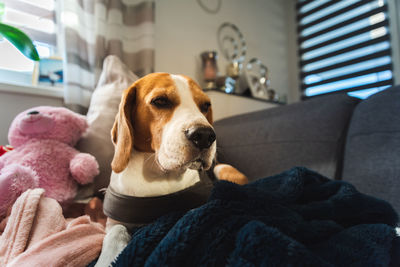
left=0, top=82, right=63, bottom=99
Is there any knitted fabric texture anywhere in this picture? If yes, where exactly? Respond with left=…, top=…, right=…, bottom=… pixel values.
left=92, top=167, right=399, bottom=266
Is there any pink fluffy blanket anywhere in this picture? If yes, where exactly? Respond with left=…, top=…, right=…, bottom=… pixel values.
left=0, top=188, right=105, bottom=266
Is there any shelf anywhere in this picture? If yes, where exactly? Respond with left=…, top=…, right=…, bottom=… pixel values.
left=203, top=88, right=286, bottom=105
left=0, top=82, right=63, bottom=99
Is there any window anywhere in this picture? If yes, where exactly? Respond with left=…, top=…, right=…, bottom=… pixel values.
left=0, top=0, right=58, bottom=85
left=297, top=0, right=395, bottom=99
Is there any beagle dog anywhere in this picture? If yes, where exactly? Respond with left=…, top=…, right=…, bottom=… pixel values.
left=95, top=73, right=247, bottom=266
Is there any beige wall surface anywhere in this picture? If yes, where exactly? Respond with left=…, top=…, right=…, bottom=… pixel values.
left=0, top=91, right=63, bottom=145
left=0, top=0, right=299, bottom=143
left=155, top=0, right=299, bottom=102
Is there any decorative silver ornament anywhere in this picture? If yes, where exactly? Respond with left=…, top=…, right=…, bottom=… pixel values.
left=245, top=58, right=273, bottom=99
left=217, top=22, right=247, bottom=68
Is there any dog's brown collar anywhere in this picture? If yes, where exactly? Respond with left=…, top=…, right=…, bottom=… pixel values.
left=103, top=172, right=213, bottom=225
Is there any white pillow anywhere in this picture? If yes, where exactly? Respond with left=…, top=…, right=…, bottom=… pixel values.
left=76, top=55, right=138, bottom=199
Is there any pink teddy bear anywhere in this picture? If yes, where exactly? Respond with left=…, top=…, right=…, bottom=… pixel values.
left=0, top=106, right=99, bottom=218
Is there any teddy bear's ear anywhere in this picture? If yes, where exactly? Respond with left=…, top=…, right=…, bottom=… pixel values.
left=111, top=82, right=137, bottom=173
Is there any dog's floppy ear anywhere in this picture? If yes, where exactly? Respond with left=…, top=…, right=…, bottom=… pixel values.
left=111, top=82, right=137, bottom=173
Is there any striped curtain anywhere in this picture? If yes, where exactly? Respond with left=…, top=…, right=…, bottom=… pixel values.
left=61, top=0, right=155, bottom=107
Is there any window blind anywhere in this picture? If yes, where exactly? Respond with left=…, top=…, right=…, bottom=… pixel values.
left=297, top=0, right=394, bottom=99
left=1, top=0, right=56, bottom=46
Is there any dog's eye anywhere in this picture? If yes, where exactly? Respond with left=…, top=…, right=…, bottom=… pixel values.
left=151, top=97, right=172, bottom=108
left=200, top=102, right=211, bottom=113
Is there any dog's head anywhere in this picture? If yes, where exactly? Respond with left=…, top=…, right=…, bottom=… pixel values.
left=111, top=73, right=216, bottom=174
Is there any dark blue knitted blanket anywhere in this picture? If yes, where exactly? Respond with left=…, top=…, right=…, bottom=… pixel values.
left=107, top=167, right=399, bottom=266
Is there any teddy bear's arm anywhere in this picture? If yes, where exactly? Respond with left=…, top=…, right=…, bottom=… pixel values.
left=70, top=153, right=99, bottom=184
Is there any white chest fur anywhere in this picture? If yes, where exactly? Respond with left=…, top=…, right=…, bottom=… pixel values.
left=110, top=150, right=200, bottom=197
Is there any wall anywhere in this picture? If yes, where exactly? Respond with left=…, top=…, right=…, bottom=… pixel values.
left=155, top=0, right=299, bottom=103
left=285, top=0, right=300, bottom=103
left=0, top=88, right=63, bottom=145
left=0, top=0, right=300, bottom=145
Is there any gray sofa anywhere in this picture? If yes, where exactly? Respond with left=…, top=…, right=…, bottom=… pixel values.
left=214, top=86, right=400, bottom=214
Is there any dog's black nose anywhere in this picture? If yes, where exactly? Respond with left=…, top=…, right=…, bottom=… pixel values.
left=27, top=110, right=39, bottom=115
left=185, top=126, right=216, bottom=150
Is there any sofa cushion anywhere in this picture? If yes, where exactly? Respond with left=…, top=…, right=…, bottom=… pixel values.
left=214, top=93, right=359, bottom=181
left=342, top=86, right=400, bottom=214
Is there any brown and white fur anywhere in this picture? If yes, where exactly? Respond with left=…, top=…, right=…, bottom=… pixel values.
left=95, top=73, right=247, bottom=266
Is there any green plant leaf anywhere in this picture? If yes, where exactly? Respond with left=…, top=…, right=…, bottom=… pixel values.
left=0, top=23, right=40, bottom=61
